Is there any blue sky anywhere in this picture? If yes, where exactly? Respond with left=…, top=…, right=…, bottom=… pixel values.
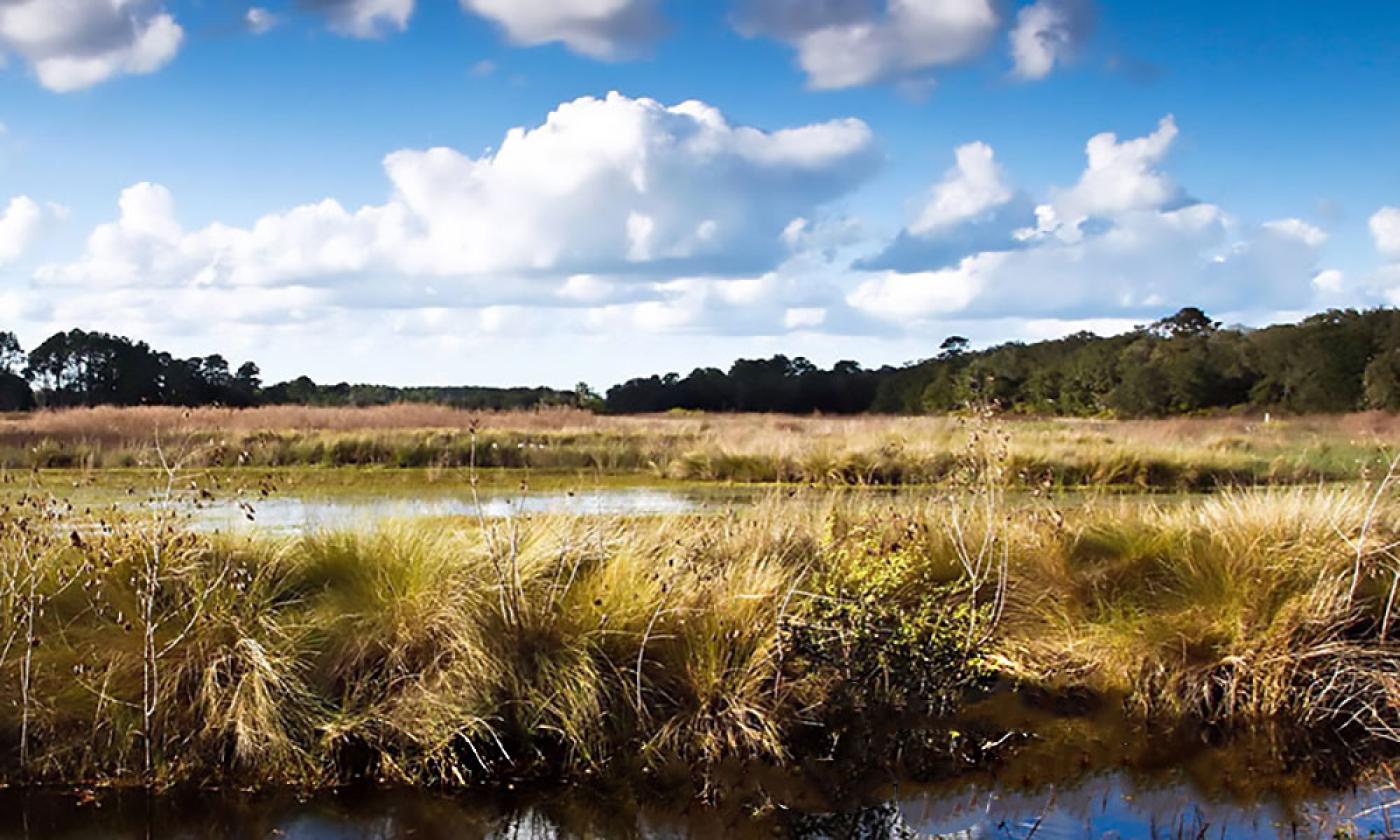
left=1, top=0, right=1398, bottom=387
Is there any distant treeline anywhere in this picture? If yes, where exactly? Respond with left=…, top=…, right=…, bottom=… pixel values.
left=0, top=329, right=581, bottom=412
left=7, top=307, right=1400, bottom=416
left=604, top=307, right=1400, bottom=417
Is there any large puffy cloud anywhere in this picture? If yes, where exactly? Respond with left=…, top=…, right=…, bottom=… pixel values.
left=850, top=206, right=1331, bottom=323
left=734, top=0, right=1001, bottom=89
left=1046, top=114, right=1180, bottom=230
left=38, top=92, right=878, bottom=308
left=859, top=140, right=1035, bottom=271
left=1372, top=207, right=1400, bottom=260
left=1008, top=0, right=1092, bottom=80
left=299, top=0, right=413, bottom=37
left=907, top=141, right=1012, bottom=236
left=0, top=0, right=182, bottom=92
left=462, top=0, right=662, bottom=58
left=22, top=105, right=1368, bottom=366
left=849, top=117, right=1332, bottom=326
left=0, top=195, right=43, bottom=265
left=378, top=95, right=874, bottom=275
left=37, top=181, right=403, bottom=290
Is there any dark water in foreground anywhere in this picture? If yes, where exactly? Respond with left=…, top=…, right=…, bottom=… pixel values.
left=1, top=770, right=1395, bottom=839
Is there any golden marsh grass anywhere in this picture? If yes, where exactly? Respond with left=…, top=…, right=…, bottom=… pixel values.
left=3, top=406, right=1399, bottom=488
left=0, top=484, right=1395, bottom=789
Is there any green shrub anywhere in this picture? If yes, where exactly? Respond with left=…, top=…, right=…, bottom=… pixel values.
left=785, top=521, right=991, bottom=716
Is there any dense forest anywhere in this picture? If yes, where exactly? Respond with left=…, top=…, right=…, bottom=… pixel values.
left=0, top=329, right=579, bottom=412
left=6, top=307, right=1400, bottom=417
left=605, top=307, right=1400, bottom=416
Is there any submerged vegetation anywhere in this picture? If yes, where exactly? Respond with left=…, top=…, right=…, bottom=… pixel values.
left=0, top=475, right=1397, bottom=791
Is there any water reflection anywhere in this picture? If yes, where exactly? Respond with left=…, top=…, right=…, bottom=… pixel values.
left=176, top=487, right=761, bottom=533
left=891, top=773, right=1394, bottom=839
left=0, top=771, right=1394, bottom=840
left=152, top=485, right=1190, bottom=535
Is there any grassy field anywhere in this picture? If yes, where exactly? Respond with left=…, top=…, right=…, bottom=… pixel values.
left=0, top=479, right=1396, bottom=790
left=4, top=405, right=1400, bottom=489
left=0, top=406, right=1395, bottom=797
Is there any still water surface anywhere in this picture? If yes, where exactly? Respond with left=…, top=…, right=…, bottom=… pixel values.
left=178, top=486, right=761, bottom=532
left=157, top=485, right=1179, bottom=534
left=0, top=770, right=1394, bottom=839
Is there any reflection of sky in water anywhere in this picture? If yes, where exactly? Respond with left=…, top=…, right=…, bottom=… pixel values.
left=0, top=772, right=1394, bottom=839
left=172, top=487, right=754, bottom=533
left=103, top=485, right=1198, bottom=536
left=893, top=774, right=1395, bottom=839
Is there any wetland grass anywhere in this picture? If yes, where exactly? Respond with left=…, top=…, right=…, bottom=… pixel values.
left=3, top=406, right=1400, bottom=489
left=0, top=483, right=1396, bottom=791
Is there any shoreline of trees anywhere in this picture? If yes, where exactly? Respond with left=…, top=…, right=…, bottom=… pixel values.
left=606, top=307, right=1400, bottom=416
left=0, top=329, right=580, bottom=412
left=6, top=307, right=1400, bottom=417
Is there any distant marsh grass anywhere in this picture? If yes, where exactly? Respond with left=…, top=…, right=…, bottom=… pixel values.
left=2, top=406, right=1399, bottom=489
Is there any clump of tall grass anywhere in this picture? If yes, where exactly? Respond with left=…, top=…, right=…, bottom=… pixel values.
left=999, top=486, right=1400, bottom=740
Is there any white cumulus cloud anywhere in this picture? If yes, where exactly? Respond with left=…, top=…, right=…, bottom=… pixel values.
left=849, top=117, right=1332, bottom=327
left=0, top=195, right=43, bottom=265
left=0, top=0, right=183, bottom=92
left=1312, top=268, right=1344, bottom=294
left=461, top=0, right=663, bottom=58
left=851, top=204, right=1330, bottom=324
left=24, top=104, right=1365, bottom=356
left=860, top=140, right=1032, bottom=272
left=246, top=7, right=278, bottom=35
left=1034, top=114, right=1179, bottom=240
left=909, top=141, right=1013, bottom=236
left=303, top=0, right=413, bottom=38
left=1055, top=114, right=1179, bottom=217
left=37, top=93, right=878, bottom=320
left=1008, top=0, right=1092, bottom=80
left=735, top=0, right=1001, bottom=89
left=1372, top=206, right=1400, bottom=260
left=1261, top=218, right=1327, bottom=249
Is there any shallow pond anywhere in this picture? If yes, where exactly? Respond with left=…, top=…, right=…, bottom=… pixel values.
left=145, top=484, right=1190, bottom=534
left=0, top=769, right=1394, bottom=839
left=14, top=466, right=1219, bottom=535
left=172, top=485, right=766, bottom=532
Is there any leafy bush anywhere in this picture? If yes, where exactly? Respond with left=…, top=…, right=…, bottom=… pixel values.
left=784, top=519, right=991, bottom=716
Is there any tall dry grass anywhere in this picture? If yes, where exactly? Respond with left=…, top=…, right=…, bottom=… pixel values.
left=999, top=487, right=1400, bottom=740
left=0, top=404, right=606, bottom=437
left=0, top=493, right=849, bottom=787
left=12, top=404, right=1400, bottom=436
left=0, top=479, right=1397, bottom=789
